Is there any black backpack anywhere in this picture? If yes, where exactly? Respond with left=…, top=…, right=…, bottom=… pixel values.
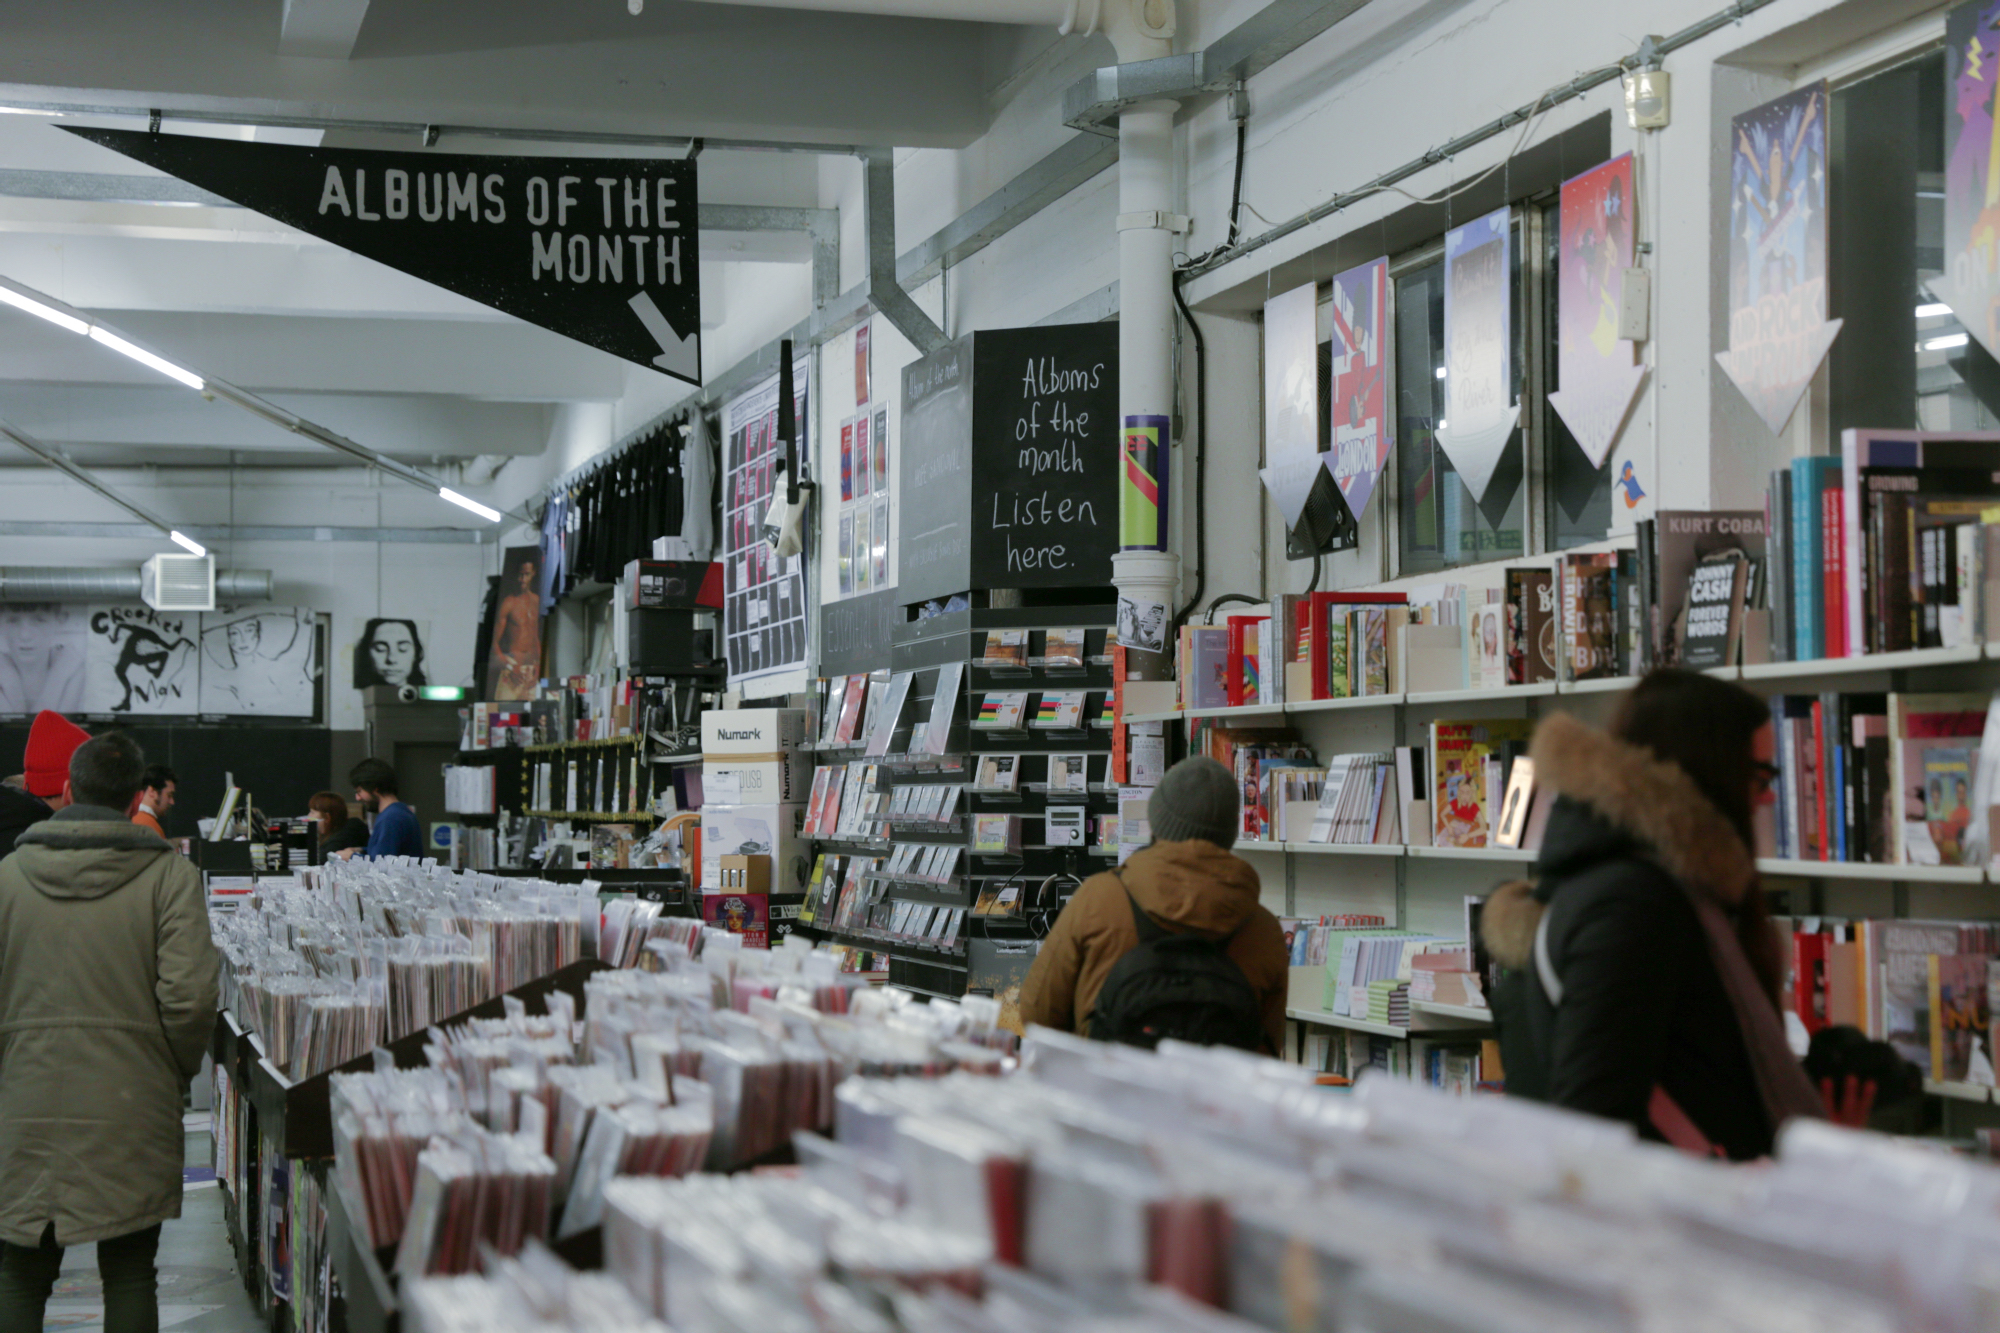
left=1087, top=881, right=1265, bottom=1052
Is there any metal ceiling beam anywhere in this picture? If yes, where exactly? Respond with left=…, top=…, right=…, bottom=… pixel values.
left=895, top=132, right=1120, bottom=289
left=1063, top=0, right=1377, bottom=134
left=0, top=416, right=189, bottom=543
left=0, top=520, right=492, bottom=545
left=0, top=273, right=530, bottom=526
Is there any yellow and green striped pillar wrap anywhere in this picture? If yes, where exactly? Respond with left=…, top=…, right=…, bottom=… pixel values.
left=1120, top=414, right=1169, bottom=551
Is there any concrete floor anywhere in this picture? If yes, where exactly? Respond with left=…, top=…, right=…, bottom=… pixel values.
left=41, top=1116, right=265, bottom=1332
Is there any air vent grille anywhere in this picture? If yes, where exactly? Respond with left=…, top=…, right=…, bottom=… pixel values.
left=141, top=554, right=215, bottom=612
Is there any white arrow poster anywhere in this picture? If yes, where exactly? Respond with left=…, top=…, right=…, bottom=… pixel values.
left=1713, top=82, right=1841, bottom=434
left=1259, top=280, right=1322, bottom=530
left=1434, top=207, right=1520, bottom=503
left=1547, top=154, right=1647, bottom=468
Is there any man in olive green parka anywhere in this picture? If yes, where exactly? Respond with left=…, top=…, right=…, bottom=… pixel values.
left=0, top=731, right=219, bottom=1333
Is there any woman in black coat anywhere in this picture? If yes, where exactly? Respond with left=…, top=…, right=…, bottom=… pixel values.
left=1483, top=670, right=1831, bottom=1159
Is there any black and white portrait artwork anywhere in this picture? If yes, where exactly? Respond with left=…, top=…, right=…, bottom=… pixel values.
left=0, top=604, right=88, bottom=714
left=351, top=618, right=430, bottom=690
left=200, top=608, right=316, bottom=716
left=81, top=606, right=198, bottom=714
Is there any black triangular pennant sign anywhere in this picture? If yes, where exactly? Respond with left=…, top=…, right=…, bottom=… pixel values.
left=65, top=127, right=702, bottom=386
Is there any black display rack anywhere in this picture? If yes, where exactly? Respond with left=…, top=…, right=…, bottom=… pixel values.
left=795, top=604, right=1117, bottom=1001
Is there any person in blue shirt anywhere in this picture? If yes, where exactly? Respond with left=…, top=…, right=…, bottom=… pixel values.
left=339, top=758, right=424, bottom=861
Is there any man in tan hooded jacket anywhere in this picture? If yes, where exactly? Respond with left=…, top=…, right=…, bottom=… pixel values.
left=0, top=731, right=218, bottom=1333
left=1020, top=756, right=1289, bottom=1053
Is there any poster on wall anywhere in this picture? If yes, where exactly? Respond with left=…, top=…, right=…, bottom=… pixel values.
left=0, top=604, right=86, bottom=714
left=486, top=546, right=545, bottom=701
left=82, top=606, right=198, bottom=715
left=1323, top=256, right=1392, bottom=522
left=873, top=405, right=889, bottom=494
left=351, top=618, right=431, bottom=690
left=1258, top=281, right=1321, bottom=529
left=1433, top=205, right=1519, bottom=504
left=65, top=129, right=704, bottom=386
left=1713, top=82, right=1841, bottom=434
left=1942, top=0, right=2000, bottom=361
left=199, top=608, right=316, bottom=716
left=1548, top=154, right=1648, bottom=469
left=722, top=355, right=811, bottom=696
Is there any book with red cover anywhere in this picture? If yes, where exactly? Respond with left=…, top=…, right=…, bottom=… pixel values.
left=1793, top=929, right=1828, bottom=1034
left=1225, top=615, right=1260, bottom=707
left=1822, top=483, right=1846, bottom=658
left=1304, top=592, right=1406, bottom=699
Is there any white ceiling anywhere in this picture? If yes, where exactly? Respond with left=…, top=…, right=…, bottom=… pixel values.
left=0, top=0, right=1059, bottom=473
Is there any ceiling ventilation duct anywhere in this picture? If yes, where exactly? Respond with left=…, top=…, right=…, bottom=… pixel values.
left=0, top=564, right=272, bottom=605
left=141, top=553, right=215, bottom=612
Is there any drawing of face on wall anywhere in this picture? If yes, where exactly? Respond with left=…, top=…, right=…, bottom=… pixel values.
left=0, top=604, right=87, bottom=715
left=201, top=608, right=315, bottom=716
left=352, top=617, right=429, bottom=689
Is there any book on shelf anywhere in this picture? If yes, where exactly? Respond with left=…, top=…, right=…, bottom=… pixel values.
left=1430, top=720, right=1534, bottom=849
left=1176, top=625, right=1230, bottom=711
left=973, top=691, right=1029, bottom=730
left=1779, top=915, right=2000, bottom=1079
left=1678, top=549, right=1751, bottom=671
left=1559, top=553, right=1623, bottom=680
left=978, top=629, right=1028, bottom=668
left=1300, top=592, right=1407, bottom=700
left=973, top=753, right=1021, bottom=793
left=1505, top=568, right=1557, bottom=684
left=1037, top=627, right=1086, bottom=668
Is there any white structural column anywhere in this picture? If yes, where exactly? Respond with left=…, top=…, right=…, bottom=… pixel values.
left=1112, top=98, right=1182, bottom=677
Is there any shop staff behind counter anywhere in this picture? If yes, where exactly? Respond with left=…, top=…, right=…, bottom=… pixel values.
left=335, top=758, right=423, bottom=860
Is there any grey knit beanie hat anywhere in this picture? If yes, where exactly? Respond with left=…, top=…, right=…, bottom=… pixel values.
left=1148, top=756, right=1240, bottom=849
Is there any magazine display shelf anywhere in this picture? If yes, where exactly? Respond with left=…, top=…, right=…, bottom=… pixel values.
left=804, top=606, right=1118, bottom=1002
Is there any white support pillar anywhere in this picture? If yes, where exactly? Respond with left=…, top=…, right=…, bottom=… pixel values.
left=1113, top=99, right=1182, bottom=678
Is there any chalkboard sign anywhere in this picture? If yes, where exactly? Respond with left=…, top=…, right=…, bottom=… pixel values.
left=898, top=323, right=1118, bottom=604
left=819, top=587, right=900, bottom=676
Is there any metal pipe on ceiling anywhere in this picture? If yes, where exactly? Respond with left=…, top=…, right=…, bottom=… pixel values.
left=0, top=566, right=273, bottom=602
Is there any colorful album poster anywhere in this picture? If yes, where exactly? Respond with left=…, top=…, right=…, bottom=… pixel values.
left=1121, top=415, right=1168, bottom=550
left=1548, top=153, right=1647, bottom=468
left=1323, top=256, right=1391, bottom=521
left=854, top=412, right=871, bottom=504
left=873, top=405, right=889, bottom=494
left=1258, top=280, right=1320, bottom=529
left=839, top=418, right=855, bottom=502
left=1943, top=1, right=2000, bottom=360
left=855, top=321, right=871, bottom=406
left=1434, top=206, right=1518, bottom=503
left=722, top=355, right=811, bottom=695
left=1714, top=82, right=1841, bottom=434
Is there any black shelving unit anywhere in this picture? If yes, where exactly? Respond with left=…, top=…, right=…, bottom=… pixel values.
left=805, top=604, right=1118, bottom=1001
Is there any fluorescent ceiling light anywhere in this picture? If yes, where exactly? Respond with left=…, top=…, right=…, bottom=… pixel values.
left=1916, top=302, right=1953, bottom=319
left=439, top=487, right=502, bottom=522
left=169, top=530, right=207, bottom=557
left=0, top=286, right=88, bottom=336
left=1924, top=333, right=1970, bottom=352
left=1435, top=366, right=1447, bottom=379
left=88, top=327, right=203, bottom=389
left=0, top=107, right=60, bottom=117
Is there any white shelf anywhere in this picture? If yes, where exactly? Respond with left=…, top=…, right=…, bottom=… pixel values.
left=1755, top=858, right=1987, bottom=884
left=1557, top=675, right=1636, bottom=695
left=1123, top=708, right=1188, bottom=725
left=1407, top=844, right=1537, bottom=864
left=1736, top=643, right=1986, bottom=683
left=1286, top=841, right=1405, bottom=856
left=1236, top=839, right=1289, bottom=854
left=1288, top=694, right=1402, bottom=715
left=1924, top=1078, right=1993, bottom=1103
left=1404, top=681, right=1557, bottom=707
left=1287, top=1006, right=1406, bottom=1038
left=1409, top=1000, right=1495, bottom=1025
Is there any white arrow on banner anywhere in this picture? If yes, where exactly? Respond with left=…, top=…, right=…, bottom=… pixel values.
left=629, top=290, right=701, bottom=383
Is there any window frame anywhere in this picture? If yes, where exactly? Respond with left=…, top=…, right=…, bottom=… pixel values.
left=1380, top=196, right=1566, bottom=579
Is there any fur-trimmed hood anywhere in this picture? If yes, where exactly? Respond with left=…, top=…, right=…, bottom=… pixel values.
left=1482, top=711, right=1754, bottom=970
